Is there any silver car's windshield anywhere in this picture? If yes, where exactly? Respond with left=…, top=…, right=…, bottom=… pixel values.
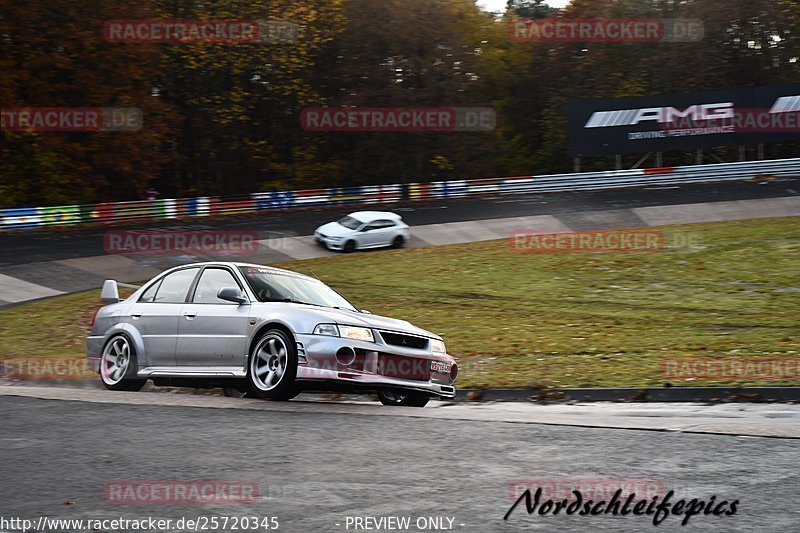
left=337, top=215, right=362, bottom=230
left=239, top=267, right=358, bottom=312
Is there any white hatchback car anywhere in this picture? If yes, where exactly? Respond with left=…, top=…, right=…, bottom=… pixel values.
left=314, top=211, right=411, bottom=252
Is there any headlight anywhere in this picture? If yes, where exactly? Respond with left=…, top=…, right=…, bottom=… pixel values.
left=339, top=326, right=374, bottom=342
left=430, top=339, right=446, bottom=353
left=313, top=324, right=375, bottom=343
left=313, top=324, right=339, bottom=336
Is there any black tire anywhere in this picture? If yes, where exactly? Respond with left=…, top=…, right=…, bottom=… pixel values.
left=392, top=236, right=405, bottom=248
left=377, top=389, right=430, bottom=407
left=246, top=329, right=300, bottom=401
left=343, top=240, right=357, bottom=253
left=100, top=335, right=146, bottom=392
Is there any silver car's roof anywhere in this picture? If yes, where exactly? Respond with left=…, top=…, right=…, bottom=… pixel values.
left=167, top=261, right=317, bottom=282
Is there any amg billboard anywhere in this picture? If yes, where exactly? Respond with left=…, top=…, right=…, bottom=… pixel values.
left=567, top=84, right=800, bottom=156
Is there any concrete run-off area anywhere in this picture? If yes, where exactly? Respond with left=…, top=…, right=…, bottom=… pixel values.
left=1, top=385, right=798, bottom=439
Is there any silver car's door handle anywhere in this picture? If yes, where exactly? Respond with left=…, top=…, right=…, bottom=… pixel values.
left=184, top=313, right=196, bottom=320
left=131, top=314, right=141, bottom=319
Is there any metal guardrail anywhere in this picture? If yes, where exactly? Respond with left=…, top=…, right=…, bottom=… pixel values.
left=409, top=158, right=800, bottom=199
left=1, top=158, right=798, bottom=230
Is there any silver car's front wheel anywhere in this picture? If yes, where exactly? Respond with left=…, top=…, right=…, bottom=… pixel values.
left=247, top=330, right=300, bottom=401
left=100, top=335, right=146, bottom=391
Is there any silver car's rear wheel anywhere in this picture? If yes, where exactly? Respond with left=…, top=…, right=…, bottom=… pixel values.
left=377, top=389, right=429, bottom=407
left=100, top=335, right=146, bottom=391
left=247, top=330, right=300, bottom=400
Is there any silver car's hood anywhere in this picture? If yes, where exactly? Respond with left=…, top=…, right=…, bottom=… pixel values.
left=251, top=302, right=440, bottom=339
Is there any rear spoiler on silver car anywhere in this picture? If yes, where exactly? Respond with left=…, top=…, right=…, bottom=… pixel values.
left=100, top=280, right=142, bottom=303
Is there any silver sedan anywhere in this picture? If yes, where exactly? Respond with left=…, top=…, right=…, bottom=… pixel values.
left=86, top=262, right=457, bottom=407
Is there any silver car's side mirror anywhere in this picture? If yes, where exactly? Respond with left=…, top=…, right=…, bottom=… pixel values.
left=101, top=280, right=120, bottom=303
left=217, top=287, right=248, bottom=304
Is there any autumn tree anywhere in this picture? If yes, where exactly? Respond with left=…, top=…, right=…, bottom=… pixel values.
left=0, top=0, right=173, bottom=206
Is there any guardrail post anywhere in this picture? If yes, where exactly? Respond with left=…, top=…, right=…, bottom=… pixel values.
left=573, top=157, right=581, bottom=173
left=632, top=152, right=652, bottom=169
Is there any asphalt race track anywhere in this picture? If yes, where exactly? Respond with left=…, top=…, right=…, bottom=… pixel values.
left=0, top=387, right=798, bottom=532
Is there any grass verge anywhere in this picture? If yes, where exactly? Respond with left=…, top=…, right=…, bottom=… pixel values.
left=1, top=217, right=798, bottom=389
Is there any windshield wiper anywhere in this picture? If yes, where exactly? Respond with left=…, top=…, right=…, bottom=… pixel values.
left=264, top=297, right=342, bottom=310
left=263, top=297, right=313, bottom=305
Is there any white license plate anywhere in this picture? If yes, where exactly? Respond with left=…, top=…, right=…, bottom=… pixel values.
left=430, top=361, right=450, bottom=373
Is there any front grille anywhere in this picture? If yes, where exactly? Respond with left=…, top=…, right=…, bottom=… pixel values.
left=377, top=354, right=430, bottom=381
left=379, top=331, right=428, bottom=350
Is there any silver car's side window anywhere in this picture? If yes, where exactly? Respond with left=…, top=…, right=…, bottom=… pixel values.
left=193, top=268, right=240, bottom=304
left=138, top=279, right=162, bottom=302
left=152, top=267, right=200, bottom=303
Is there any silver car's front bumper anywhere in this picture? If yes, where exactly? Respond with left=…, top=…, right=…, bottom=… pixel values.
left=295, top=333, right=457, bottom=399
left=297, top=368, right=456, bottom=398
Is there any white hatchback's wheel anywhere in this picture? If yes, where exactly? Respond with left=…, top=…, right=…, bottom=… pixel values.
left=247, top=329, right=300, bottom=400
left=100, top=335, right=146, bottom=391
